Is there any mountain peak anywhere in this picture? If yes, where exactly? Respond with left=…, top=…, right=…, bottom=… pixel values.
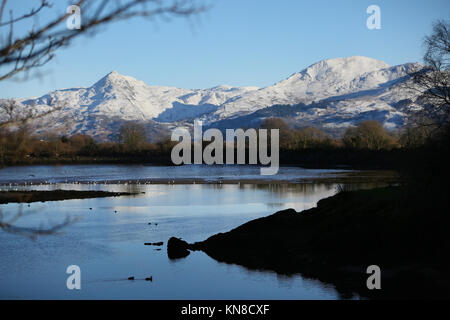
left=300, top=56, right=390, bottom=81
left=103, top=70, right=133, bottom=82
left=271, top=56, right=392, bottom=91
left=91, top=70, right=145, bottom=90
left=317, top=55, right=388, bottom=65
left=106, top=70, right=121, bottom=77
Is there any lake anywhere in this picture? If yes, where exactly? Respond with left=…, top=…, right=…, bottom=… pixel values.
left=0, top=165, right=386, bottom=299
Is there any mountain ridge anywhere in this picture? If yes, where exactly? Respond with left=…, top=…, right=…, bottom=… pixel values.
left=0, top=56, right=422, bottom=141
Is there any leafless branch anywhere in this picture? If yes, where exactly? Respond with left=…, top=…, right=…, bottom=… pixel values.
left=0, top=206, right=79, bottom=240
left=0, top=0, right=207, bottom=81
left=404, top=20, right=450, bottom=130
left=0, top=98, right=64, bottom=128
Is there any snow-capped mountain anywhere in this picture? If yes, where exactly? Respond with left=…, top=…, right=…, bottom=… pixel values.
left=1, top=56, right=422, bottom=140
left=213, top=56, right=416, bottom=118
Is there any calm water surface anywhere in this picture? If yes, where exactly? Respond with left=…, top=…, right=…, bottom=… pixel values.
left=0, top=165, right=376, bottom=299
left=0, top=164, right=352, bottom=184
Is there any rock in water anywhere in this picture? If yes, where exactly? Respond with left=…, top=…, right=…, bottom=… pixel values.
left=167, top=237, right=190, bottom=259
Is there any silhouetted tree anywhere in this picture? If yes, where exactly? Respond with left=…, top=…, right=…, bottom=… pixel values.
left=406, top=20, right=450, bottom=130
left=399, top=125, right=432, bottom=148
left=401, top=21, right=450, bottom=193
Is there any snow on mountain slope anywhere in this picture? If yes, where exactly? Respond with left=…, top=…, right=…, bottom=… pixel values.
left=24, top=71, right=257, bottom=121
left=212, top=56, right=417, bottom=119
left=1, top=56, right=423, bottom=140
left=10, top=71, right=259, bottom=139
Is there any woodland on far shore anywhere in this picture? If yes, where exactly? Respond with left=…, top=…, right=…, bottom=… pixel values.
left=0, top=117, right=437, bottom=170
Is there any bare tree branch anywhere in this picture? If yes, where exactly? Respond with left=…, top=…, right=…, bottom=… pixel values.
left=0, top=1, right=51, bottom=27
left=0, top=206, right=79, bottom=240
left=0, top=0, right=207, bottom=81
left=405, top=20, right=450, bottom=130
left=0, top=98, right=64, bottom=128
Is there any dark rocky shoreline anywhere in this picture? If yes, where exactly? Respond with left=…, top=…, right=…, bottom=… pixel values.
left=168, top=187, right=450, bottom=299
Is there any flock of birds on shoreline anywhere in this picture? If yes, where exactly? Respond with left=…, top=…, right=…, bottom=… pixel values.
left=0, top=176, right=231, bottom=191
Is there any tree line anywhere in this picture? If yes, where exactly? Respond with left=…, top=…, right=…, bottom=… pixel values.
left=0, top=117, right=439, bottom=168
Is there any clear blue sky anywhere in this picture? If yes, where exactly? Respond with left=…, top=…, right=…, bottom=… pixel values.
left=1, top=0, right=449, bottom=98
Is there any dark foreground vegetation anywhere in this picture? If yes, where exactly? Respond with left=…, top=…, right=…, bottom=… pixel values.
left=0, top=190, right=138, bottom=204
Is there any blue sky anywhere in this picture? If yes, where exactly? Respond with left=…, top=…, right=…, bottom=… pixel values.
left=1, top=0, right=449, bottom=98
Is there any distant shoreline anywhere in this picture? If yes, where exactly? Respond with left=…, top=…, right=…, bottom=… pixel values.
left=0, top=168, right=399, bottom=187
left=0, top=147, right=414, bottom=172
